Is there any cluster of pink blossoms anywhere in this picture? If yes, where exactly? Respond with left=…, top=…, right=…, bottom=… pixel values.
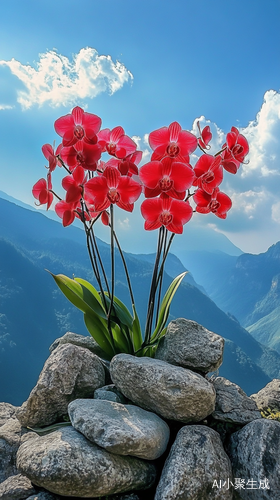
left=33, top=106, right=249, bottom=233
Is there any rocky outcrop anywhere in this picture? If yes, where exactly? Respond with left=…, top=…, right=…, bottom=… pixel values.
left=68, top=398, right=170, bottom=460
left=16, top=426, right=156, bottom=497
left=110, top=353, right=216, bottom=422
left=227, top=419, right=280, bottom=498
left=155, top=425, right=233, bottom=499
left=1, top=322, right=278, bottom=499
left=251, top=378, right=280, bottom=411
left=211, top=377, right=261, bottom=424
left=155, top=318, right=224, bottom=373
left=16, top=343, right=105, bottom=428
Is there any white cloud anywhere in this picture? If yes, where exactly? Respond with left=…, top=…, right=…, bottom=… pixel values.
left=0, top=104, right=14, bottom=110
left=0, top=48, right=133, bottom=110
left=272, top=201, right=280, bottom=224
left=240, top=89, right=280, bottom=179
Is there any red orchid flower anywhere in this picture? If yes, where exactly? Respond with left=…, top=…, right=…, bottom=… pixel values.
left=42, top=143, right=62, bottom=172
left=54, top=106, right=102, bottom=148
left=105, top=150, right=143, bottom=176
left=193, top=155, right=223, bottom=195
left=149, top=121, right=197, bottom=163
left=55, top=200, right=79, bottom=227
left=140, top=157, right=194, bottom=200
left=221, top=126, right=249, bottom=174
left=62, top=165, right=88, bottom=204
left=32, top=172, right=53, bottom=209
left=194, top=187, right=232, bottom=219
left=97, top=126, right=137, bottom=159
left=197, top=122, right=212, bottom=150
left=85, top=166, right=142, bottom=212
left=60, top=140, right=102, bottom=172
left=141, top=193, right=193, bottom=234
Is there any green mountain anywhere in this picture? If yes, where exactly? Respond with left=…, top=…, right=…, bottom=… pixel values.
left=0, top=197, right=278, bottom=404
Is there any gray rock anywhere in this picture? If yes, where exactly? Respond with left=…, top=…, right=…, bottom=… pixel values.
left=155, top=318, right=224, bottom=373
left=0, top=417, right=22, bottom=482
left=212, top=377, right=261, bottom=424
left=0, top=473, right=37, bottom=500
left=110, top=354, right=216, bottom=422
left=17, top=426, right=156, bottom=498
left=251, top=378, right=280, bottom=412
left=228, top=419, right=280, bottom=498
left=68, top=399, right=170, bottom=460
left=26, top=494, right=59, bottom=500
left=155, top=425, right=233, bottom=499
left=0, top=402, right=18, bottom=427
left=49, top=331, right=106, bottom=358
left=16, top=344, right=105, bottom=428
left=94, top=384, right=128, bottom=404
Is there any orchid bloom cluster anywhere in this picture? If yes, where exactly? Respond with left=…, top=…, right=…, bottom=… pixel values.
left=32, top=106, right=249, bottom=358
left=33, top=106, right=249, bottom=233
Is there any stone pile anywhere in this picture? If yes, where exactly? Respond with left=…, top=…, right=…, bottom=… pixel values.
left=1, top=318, right=280, bottom=499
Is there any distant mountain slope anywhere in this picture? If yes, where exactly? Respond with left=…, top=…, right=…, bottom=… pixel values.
left=0, top=196, right=278, bottom=404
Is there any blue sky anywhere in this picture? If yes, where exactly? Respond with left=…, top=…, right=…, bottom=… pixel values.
left=1, top=0, right=280, bottom=254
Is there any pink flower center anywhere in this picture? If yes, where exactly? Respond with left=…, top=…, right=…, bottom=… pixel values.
left=167, top=142, right=180, bottom=157
left=107, top=188, right=120, bottom=203
left=201, top=171, right=215, bottom=184
left=159, top=211, right=173, bottom=226
left=209, top=200, right=220, bottom=213
left=107, top=143, right=117, bottom=155
left=76, top=152, right=85, bottom=165
left=159, top=176, right=173, bottom=191
left=74, top=125, right=85, bottom=140
left=232, top=144, right=244, bottom=158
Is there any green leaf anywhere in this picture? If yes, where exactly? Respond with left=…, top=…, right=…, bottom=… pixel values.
left=102, top=293, right=133, bottom=329
left=151, top=272, right=188, bottom=341
left=48, top=272, right=106, bottom=319
left=84, top=312, right=115, bottom=358
left=74, top=278, right=104, bottom=308
left=132, top=304, right=143, bottom=352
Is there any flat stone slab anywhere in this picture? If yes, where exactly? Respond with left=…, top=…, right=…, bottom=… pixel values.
left=211, top=377, right=261, bottom=424
left=110, top=354, right=216, bottom=422
left=16, top=343, right=105, bottom=428
left=155, top=425, right=233, bottom=499
left=68, top=398, right=170, bottom=460
left=155, top=318, right=224, bottom=373
left=16, top=426, right=156, bottom=498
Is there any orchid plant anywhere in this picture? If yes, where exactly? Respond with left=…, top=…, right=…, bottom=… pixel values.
left=33, top=107, right=249, bottom=360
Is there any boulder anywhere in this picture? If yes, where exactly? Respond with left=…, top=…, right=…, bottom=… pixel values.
left=227, top=418, right=280, bottom=498
left=110, top=354, right=216, bottom=422
left=211, top=377, right=261, bottom=424
left=155, top=318, right=224, bottom=373
left=49, top=331, right=106, bottom=359
left=26, top=494, right=59, bottom=500
left=0, top=473, right=37, bottom=500
left=68, top=398, right=170, bottom=460
left=0, top=402, right=18, bottom=427
left=16, top=426, right=156, bottom=497
left=155, top=425, right=233, bottom=499
left=16, top=344, right=105, bottom=428
left=251, top=378, right=280, bottom=412
left=94, top=384, right=128, bottom=404
left=0, top=417, right=22, bottom=482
